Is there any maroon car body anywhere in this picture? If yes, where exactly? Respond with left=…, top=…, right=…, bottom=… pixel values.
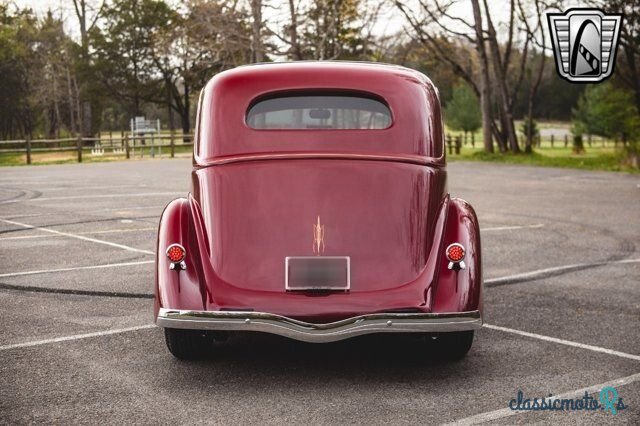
left=155, top=62, right=483, bottom=359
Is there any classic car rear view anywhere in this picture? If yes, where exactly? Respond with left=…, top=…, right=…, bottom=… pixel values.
left=155, top=62, right=483, bottom=360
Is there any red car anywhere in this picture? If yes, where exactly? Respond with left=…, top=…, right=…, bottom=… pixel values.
left=155, top=62, right=483, bottom=359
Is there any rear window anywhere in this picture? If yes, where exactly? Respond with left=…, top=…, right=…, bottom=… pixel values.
left=246, top=94, right=392, bottom=130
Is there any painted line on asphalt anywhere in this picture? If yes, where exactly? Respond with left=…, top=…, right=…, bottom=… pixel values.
left=0, top=191, right=180, bottom=204
left=0, top=206, right=164, bottom=220
left=0, top=218, right=154, bottom=255
left=0, top=227, right=156, bottom=241
left=0, top=324, right=156, bottom=352
left=445, top=372, right=640, bottom=425
left=0, top=260, right=154, bottom=278
left=39, top=184, right=148, bottom=193
left=485, top=258, right=640, bottom=287
left=482, top=224, right=545, bottom=232
left=102, top=205, right=165, bottom=212
left=484, top=323, right=640, bottom=362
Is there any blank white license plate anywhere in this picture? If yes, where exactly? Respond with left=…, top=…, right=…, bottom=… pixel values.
left=285, top=256, right=350, bottom=291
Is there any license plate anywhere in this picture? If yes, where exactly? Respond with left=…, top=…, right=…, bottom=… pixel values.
left=285, top=256, right=350, bottom=291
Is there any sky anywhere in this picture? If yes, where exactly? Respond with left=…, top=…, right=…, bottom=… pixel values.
left=10, top=0, right=511, bottom=38
left=11, top=0, right=591, bottom=44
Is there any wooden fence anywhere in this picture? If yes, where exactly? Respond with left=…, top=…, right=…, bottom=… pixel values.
left=444, top=132, right=622, bottom=154
left=0, top=132, right=625, bottom=165
left=0, top=133, right=194, bottom=165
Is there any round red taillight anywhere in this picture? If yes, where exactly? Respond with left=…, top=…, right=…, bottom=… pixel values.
left=166, top=244, right=186, bottom=263
left=446, top=243, right=465, bottom=262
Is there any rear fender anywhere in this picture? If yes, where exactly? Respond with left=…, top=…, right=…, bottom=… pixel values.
left=154, top=198, right=207, bottom=318
left=431, top=198, right=483, bottom=314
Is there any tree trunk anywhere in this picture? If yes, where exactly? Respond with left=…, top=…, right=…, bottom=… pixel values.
left=73, top=73, right=82, bottom=136
left=250, top=0, right=264, bottom=62
left=81, top=101, right=92, bottom=137
left=495, top=107, right=510, bottom=152
left=483, top=0, right=519, bottom=153
left=623, top=43, right=640, bottom=111
left=73, top=0, right=93, bottom=137
left=573, top=134, right=585, bottom=154
left=180, top=112, right=190, bottom=137
left=65, top=66, right=77, bottom=135
left=525, top=102, right=534, bottom=154
left=288, top=0, right=303, bottom=60
left=182, top=83, right=190, bottom=138
left=166, top=84, right=175, bottom=131
left=470, top=0, right=493, bottom=153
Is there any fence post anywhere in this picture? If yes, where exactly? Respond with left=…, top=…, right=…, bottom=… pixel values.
left=446, top=134, right=453, bottom=155
left=454, top=136, right=461, bottom=155
left=25, top=136, right=31, bottom=165
left=76, top=135, right=83, bottom=163
left=550, top=134, right=554, bottom=148
left=564, top=134, right=568, bottom=148
left=170, top=131, right=175, bottom=158
left=125, top=134, right=130, bottom=159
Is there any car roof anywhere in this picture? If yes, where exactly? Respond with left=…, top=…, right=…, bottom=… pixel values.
left=195, top=61, right=444, bottom=166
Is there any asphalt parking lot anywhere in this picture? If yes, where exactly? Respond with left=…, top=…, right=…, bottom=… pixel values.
left=0, top=159, right=638, bottom=424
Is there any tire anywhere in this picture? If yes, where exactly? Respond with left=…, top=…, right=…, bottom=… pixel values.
left=164, top=328, right=210, bottom=360
left=435, top=330, right=474, bottom=360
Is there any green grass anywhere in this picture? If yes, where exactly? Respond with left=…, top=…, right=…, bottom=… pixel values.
left=449, top=145, right=638, bottom=173
left=0, top=144, right=192, bottom=167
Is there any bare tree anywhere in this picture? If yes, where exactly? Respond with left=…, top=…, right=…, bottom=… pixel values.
left=394, top=0, right=553, bottom=153
left=518, top=0, right=548, bottom=153
left=470, top=0, right=494, bottom=153
left=151, top=0, right=252, bottom=134
left=395, top=0, right=497, bottom=152
left=250, top=0, right=264, bottom=62
left=287, top=0, right=304, bottom=59
left=482, top=0, right=519, bottom=152
left=71, top=0, right=105, bottom=137
left=597, top=0, right=640, bottom=110
left=267, top=0, right=381, bottom=61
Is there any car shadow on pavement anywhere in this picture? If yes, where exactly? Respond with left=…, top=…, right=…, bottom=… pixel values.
left=184, top=332, right=477, bottom=370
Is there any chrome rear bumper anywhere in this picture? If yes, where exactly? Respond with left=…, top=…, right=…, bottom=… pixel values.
left=156, top=308, right=482, bottom=343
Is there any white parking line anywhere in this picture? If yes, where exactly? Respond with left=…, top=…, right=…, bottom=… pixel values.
left=0, top=227, right=156, bottom=241
left=38, top=184, right=148, bottom=193
left=102, top=205, right=165, bottom=212
left=1, top=205, right=165, bottom=218
left=484, top=323, right=640, bottom=362
left=0, top=260, right=154, bottom=278
left=0, top=191, right=180, bottom=204
left=0, top=218, right=154, bottom=255
left=485, top=258, right=640, bottom=286
left=482, top=224, right=545, bottom=232
left=446, top=372, right=640, bottom=425
left=0, top=324, right=156, bottom=352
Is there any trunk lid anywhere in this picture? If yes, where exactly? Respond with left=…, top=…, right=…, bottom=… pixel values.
left=193, top=158, right=445, bottom=293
